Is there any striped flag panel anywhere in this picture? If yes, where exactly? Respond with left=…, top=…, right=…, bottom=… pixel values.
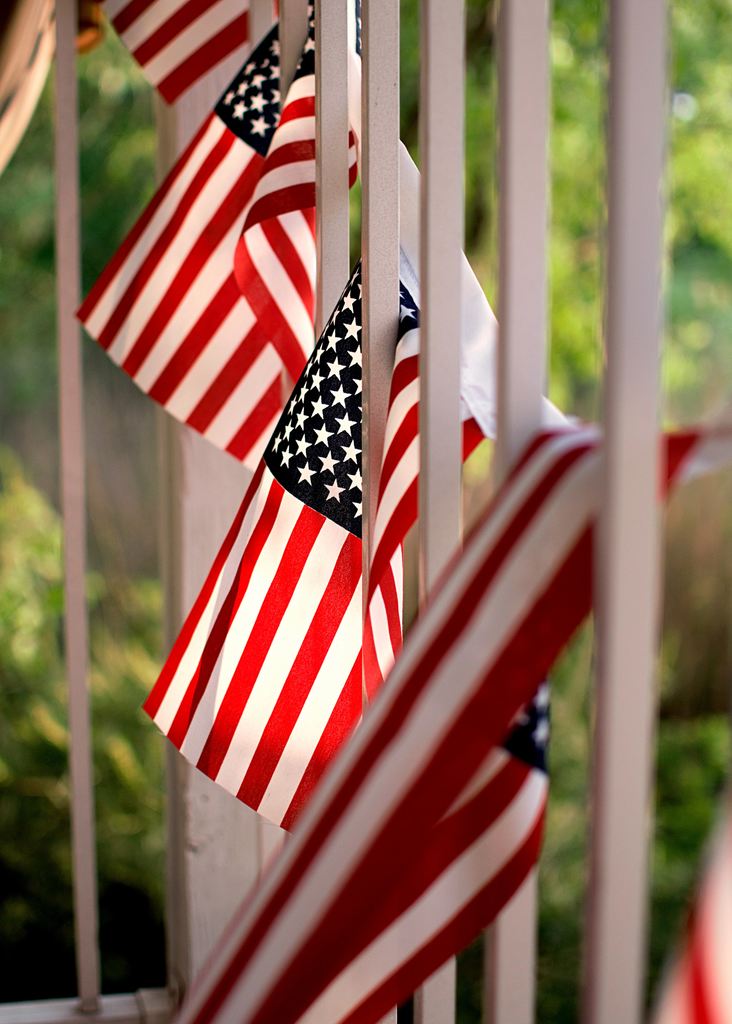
left=144, top=264, right=499, bottom=830
left=233, top=15, right=358, bottom=383
left=78, top=24, right=319, bottom=468
left=654, top=798, right=732, bottom=1024
left=104, top=0, right=251, bottom=103
left=173, top=426, right=718, bottom=1024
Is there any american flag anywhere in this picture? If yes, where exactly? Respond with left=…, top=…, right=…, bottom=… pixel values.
left=144, top=267, right=367, bottom=830
left=233, top=19, right=358, bottom=383
left=170, top=426, right=722, bottom=1024
left=654, top=796, right=732, bottom=1024
left=79, top=23, right=326, bottom=468
left=103, top=0, right=251, bottom=104
left=144, top=262, right=502, bottom=829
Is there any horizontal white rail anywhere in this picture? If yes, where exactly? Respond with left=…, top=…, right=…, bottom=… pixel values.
left=0, top=991, right=171, bottom=1024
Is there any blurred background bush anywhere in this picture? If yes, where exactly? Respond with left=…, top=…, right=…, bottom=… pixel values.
left=0, top=0, right=730, bottom=1020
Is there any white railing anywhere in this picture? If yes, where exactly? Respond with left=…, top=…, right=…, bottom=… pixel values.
left=1, top=1, right=677, bottom=1023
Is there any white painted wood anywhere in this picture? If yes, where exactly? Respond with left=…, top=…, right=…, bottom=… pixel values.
left=155, top=56, right=266, bottom=992
left=361, top=4, right=400, bottom=1021
left=360, top=0, right=400, bottom=587
left=0, top=992, right=171, bottom=1024
left=280, top=0, right=310, bottom=96
left=484, top=2, right=551, bottom=1022
left=54, top=1, right=100, bottom=1011
left=249, top=0, right=275, bottom=47
left=414, top=1, right=464, bottom=1020
left=583, top=2, right=667, bottom=1023
left=315, top=0, right=350, bottom=334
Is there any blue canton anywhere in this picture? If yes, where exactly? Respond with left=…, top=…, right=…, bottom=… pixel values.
left=264, top=266, right=364, bottom=537
left=503, top=682, right=549, bottom=773
left=264, top=264, right=420, bottom=539
left=215, top=25, right=280, bottom=156
left=292, top=3, right=316, bottom=83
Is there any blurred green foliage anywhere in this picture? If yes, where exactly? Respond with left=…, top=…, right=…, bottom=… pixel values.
left=0, top=0, right=731, bottom=1020
left=0, top=451, right=165, bottom=999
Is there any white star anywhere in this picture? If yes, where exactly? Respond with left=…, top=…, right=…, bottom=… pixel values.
left=233, top=102, right=247, bottom=119
left=325, top=480, right=345, bottom=502
left=533, top=719, right=549, bottom=747
left=336, top=412, right=356, bottom=435
left=296, top=436, right=309, bottom=457
left=237, top=81, right=248, bottom=96
left=251, top=116, right=268, bottom=136
left=251, top=73, right=266, bottom=88
left=319, top=451, right=338, bottom=474
left=353, top=500, right=362, bottom=518
left=311, top=395, right=326, bottom=419
left=310, top=369, right=324, bottom=391
left=271, top=40, right=280, bottom=54
left=353, top=377, right=362, bottom=394
left=224, top=90, right=235, bottom=104
left=298, top=463, right=315, bottom=485
left=304, top=36, right=315, bottom=52
left=348, top=347, right=362, bottom=369
left=330, top=383, right=349, bottom=407
left=249, top=93, right=266, bottom=112
left=284, top=422, right=294, bottom=440
left=536, top=684, right=550, bottom=709
left=273, top=433, right=283, bottom=451
left=296, top=409, right=307, bottom=430
left=326, top=328, right=340, bottom=350
left=348, top=468, right=362, bottom=491
left=326, top=357, right=345, bottom=379
left=344, top=319, right=360, bottom=341
left=342, top=439, right=361, bottom=464
left=342, top=292, right=355, bottom=313
left=313, top=424, right=332, bottom=447
left=400, top=303, right=416, bottom=321
left=281, top=449, right=293, bottom=468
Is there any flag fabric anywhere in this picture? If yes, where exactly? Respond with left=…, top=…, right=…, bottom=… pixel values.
left=362, top=296, right=484, bottom=693
left=78, top=22, right=331, bottom=468
left=143, top=256, right=509, bottom=830
left=144, top=267, right=367, bottom=831
left=232, top=17, right=358, bottom=383
left=171, top=425, right=729, bottom=1024
left=654, top=795, right=732, bottom=1024
left=103, top=0, right=251, bottom=104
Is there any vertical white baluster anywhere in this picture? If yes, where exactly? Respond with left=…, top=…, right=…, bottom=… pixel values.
left=583, top=2, right=667, bottom=1023
left=156, top=45, right=265, bottom=994
left=55, top=0, right=101, bottom=1010
left=484, top=2, right=551, bottom=1023
left=315, top=0, right=350, bottom=333
left=250, top=0, right=275, bottom=48
left=280, top=0, right=310, bottom=95
left=361, top=0, right=400, bottom=576
left=413, top=0, right=464, bottom=1020
left=361, top=2, right=400, bottom=1020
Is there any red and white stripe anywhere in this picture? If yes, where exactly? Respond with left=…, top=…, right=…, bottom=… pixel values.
left=654, top=797, right=732, bottom=1024
left=104, top=0, right=250, bottom=103
left=175, top=427, right=717, bottom=1024
left=145, top=317, right=485, bottom=831
left=364, top=327, right=484, bottom=695
left=234, top=64, right=358, bottom=381
left=144, top=462, right=363, bottom=831
left=78, top=110, right=283, bottom=466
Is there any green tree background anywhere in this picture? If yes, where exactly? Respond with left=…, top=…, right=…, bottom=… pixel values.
left=0, top=2, right=730, bottom=1020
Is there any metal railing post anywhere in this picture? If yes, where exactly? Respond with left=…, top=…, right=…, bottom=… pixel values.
left=413, top=0, right=465, bottom=1020
left=484, top=2, right=551, bottom=1022
left=54, top=0, right=101, bottom=1010
left=583, top=2, right=667, bottom=1021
